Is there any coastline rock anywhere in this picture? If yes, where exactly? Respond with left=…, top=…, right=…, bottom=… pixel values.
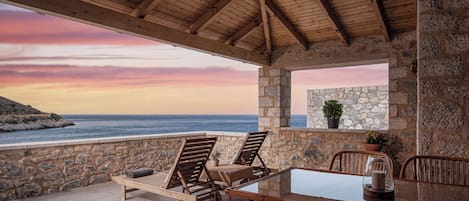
left=0, top=97, right=74, bottom=132
left=0, top=115, right=74, bottom=132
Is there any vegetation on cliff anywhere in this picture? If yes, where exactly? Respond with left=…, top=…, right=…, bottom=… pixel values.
left=0, top=97, right=74, bottom=132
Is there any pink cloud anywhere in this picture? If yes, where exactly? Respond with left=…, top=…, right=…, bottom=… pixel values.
left=292, top=66, right=388, bottom=88
left=0, top=64, right=257, bottom=88
left=0, top=10, right=158, bottom=45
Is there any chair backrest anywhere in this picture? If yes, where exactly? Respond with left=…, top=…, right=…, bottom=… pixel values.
left=232, top=131, right=268, bottom=166
left=399, top=155, right=469, bottom=186
left=164, top=137, right=217, bottom=189
left=329, top=150, right=394, bottom=176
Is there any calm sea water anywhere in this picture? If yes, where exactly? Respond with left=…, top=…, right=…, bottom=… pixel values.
left=0, top=115, right=306, bottom=144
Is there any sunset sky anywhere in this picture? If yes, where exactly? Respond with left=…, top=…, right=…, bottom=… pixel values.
left=0, top=3, right=388, bottom=115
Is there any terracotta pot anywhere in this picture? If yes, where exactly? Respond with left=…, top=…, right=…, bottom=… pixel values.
left=364, top=143, right=382, bottom=151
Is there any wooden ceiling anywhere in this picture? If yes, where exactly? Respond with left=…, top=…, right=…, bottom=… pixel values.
left=3, top=0, right=416, bottom=66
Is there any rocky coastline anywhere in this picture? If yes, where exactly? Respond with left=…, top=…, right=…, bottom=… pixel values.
left=0, top=96, right=74, bottom=132
left=0, top=114, right=74, bottom=132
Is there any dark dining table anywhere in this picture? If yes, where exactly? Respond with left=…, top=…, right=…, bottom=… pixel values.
left=225, top=168, right=469, bottom=201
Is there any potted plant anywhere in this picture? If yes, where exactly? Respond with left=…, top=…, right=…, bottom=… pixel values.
left=207, top=151, right=221, bottom=167
left=322, top=100, right=343, bottom=129
left=364, top=131, right=387, bottom=151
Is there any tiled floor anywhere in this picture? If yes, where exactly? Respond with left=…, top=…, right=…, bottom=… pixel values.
left=22, top=182, right=243, bottom=201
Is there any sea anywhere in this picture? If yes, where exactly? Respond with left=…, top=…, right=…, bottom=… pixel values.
left=0, top=115, right=306, bottom=144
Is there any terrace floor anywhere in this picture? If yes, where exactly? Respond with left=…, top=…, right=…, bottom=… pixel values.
left=23, top=182, right=242, bottom=201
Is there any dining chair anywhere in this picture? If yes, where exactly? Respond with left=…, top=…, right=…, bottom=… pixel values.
left=329, top=150, right=394, bottom=176
left=399, top=155, right=469, bottom=186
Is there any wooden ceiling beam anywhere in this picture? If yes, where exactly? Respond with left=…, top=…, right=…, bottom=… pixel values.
left=130, top=0, right=162, bottom=19
left=316, top=0, right=348, bottom=46
left=259, top=0, right=272, bottom=55
left=189, top=0, right=234, bottom=34
left=371, top=0, right=390, bottom=42
left=225, top=15, right=262, bottom=46
left=2, top=0, right=269, bottom=66
left=265, top=0, right=308, bottom=50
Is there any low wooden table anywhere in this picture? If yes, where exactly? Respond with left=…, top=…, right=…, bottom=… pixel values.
left=204, top=164, right=254, bottom=187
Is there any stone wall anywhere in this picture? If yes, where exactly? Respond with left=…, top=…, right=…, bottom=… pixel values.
left=259, top=128, right=387, bottom=171
left=417, top=0, right=469, bottom=156
left=307, top=85, right=389, bottom=130
left=0, top=132, right=246, bottom=201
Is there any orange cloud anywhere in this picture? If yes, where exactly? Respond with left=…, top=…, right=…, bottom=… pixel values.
left=0, top=10, right=158, bottom=45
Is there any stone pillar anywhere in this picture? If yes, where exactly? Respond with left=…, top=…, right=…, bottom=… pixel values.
left=258, top=66, right=291, bottom=170
left=417, top=0, right=469, bottom=156
left=258, top=67, right=291, bottom=134
left=387, top=31, right=417, bottom=167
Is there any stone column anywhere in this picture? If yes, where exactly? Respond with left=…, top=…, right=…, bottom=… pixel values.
left=258, top=66, right=291, bottom=170
left=417, top=0, right=469, bottom=156
left=258, top=67, right=291, bottom=134
left=387, top=32, right=417, bottom=167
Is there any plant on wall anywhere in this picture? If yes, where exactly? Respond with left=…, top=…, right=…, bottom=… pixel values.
left=322, top=100, right=343, bottom=129
left=364, top=130, right=387, bottom=151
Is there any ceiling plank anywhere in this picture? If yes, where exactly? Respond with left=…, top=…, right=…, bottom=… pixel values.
left=316, top=0, right=349, bottom=46
left=254, top=42, right=266, bottom=54
left=2, top=0, right=269, bottom=66
left=371, top=0, right=390, bottom=42
left=225, top=15, right=262, bottom=46
left=265, top=0, right=308, bottom=50
left=259, top=0, right=272, bottom=54
left=189, top=0, right=234, bottom=34
left=130, top=0, right=162, bottom=19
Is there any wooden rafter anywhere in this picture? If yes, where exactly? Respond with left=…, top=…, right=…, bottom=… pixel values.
left=316, top=0, right=348, bottom=46
left=189, top=0, right=234, bottom=34
left=265, top=0, right=308, bottom=50
left=225, top=15, right=262, bottom=46
left=259, top=0, right=272, bottom=54
left=371, top=0, right=390, bottom=42
left=3, top=0, right=269, bottom=65
left=130, top=0, right=162, bottom=19
left=82, top=0, right=133, bottom=14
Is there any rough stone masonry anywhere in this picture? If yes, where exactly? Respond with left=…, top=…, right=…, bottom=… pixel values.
left=307, top=85, right=389, bottom=130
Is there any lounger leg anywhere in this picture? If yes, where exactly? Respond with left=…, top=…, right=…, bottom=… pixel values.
left=121, top=185, right=126, bottom=201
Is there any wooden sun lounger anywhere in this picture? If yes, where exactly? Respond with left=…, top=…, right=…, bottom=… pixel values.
left=231, top=131, right=270, bottom=177
left=112, top=137, right=221, bottom=201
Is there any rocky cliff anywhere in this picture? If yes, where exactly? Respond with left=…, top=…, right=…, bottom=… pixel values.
left=0, top=97, right=74, bottom=132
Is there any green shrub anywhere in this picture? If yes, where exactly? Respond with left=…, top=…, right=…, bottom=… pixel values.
left=322, top=100, right=343, bottom=119
left=50, top=113, right=62, bottom=121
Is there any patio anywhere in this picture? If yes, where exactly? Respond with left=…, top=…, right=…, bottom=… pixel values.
left=0, top=0, right=467, bottom=200
left=20, top=182, right=243, bottom=201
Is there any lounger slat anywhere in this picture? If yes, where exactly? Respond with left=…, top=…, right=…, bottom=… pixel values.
left=246, top=138, right=266, bottom=143
left=181, top=149, right=212, bottom=157
left=180, top=153, right=211, bottom=161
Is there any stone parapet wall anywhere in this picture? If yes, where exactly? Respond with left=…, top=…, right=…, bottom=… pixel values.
left=260, top=128, right=375, bottom=170
left=307, top=85, right=389, bottom=130
left=0, top=132, right=246, bottom=201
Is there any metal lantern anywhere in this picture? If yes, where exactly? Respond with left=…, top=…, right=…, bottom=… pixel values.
left=362, top=155, right=394, bottom=199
